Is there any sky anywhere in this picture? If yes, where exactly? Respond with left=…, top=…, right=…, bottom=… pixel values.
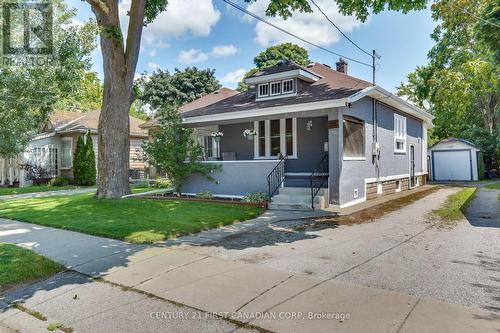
left=66, top=0, right=437, bottom=93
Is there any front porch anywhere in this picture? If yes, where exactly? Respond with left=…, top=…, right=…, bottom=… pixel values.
left=182, top=113, right=334, bottom=208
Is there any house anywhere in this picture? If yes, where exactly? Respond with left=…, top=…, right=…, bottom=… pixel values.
left=142, top=59, right=434, bottom=210
left=0, top=110, right=148, bottom=186
left=429, top=138, right=481, bottom=181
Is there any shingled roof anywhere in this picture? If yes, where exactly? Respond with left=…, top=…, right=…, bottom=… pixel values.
left=180, top=63, right=372, bottom=119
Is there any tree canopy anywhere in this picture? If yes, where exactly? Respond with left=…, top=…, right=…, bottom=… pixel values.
left=0, top=0, right=98, bottom=158
left=397, top=0, right=499, bottom=168
left=137, top=67, right=221, bottom=112
left=237, top=43, right=311, bottom=91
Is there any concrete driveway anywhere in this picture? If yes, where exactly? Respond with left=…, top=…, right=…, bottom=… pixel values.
left=177, top=187, right=500, bottom=313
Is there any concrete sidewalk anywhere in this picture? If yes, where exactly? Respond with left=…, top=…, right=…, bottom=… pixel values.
left=1, top=219, right=498, bottom=332
left=0, top=187, right=96, bottom=201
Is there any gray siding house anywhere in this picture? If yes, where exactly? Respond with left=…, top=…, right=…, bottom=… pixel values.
left=142, top=60, right=433, bottom=210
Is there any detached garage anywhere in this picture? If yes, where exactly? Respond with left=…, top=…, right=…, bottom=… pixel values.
left=429, top=138, right=481, bottom=181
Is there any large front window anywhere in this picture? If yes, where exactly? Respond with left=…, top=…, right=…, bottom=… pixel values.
left=199, top=136, right=220, bottom=160
left=61, top=138, right=72, bottom=169
left=254, top=118, right=297, bottom=158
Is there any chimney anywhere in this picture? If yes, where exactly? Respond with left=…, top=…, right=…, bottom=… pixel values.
left=336, top=57, right=348, bottom=74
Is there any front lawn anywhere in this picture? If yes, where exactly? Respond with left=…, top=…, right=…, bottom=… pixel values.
left=0, top=243, right=63, bottom=292
left=0, top=185, right=84, bottom=196
left=0, top=194, right=263, bottom=243
left=431, top=187, right=477, bottom=223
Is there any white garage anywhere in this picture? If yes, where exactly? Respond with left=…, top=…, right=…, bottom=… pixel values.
left=429, top=138, right=481, bottom=181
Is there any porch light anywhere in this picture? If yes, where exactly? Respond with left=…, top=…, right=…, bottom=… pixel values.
left=306, top=120, right=313, bottom=131
left=243, top=129, right=256, bottom=140
left=211, top=131, right=224, bottom=143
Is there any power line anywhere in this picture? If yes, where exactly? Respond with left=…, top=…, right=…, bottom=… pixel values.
left=309, top=0, right=372, bottom=57
left=221, top=0, right=372, bottom=67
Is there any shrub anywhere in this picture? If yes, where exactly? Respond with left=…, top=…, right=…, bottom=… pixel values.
left=133, top=181, right=151, bottom=188
left=84, top=131, right=97, bottom=185
left=49, top=176, right=70, bottom=187
left=196, top=191, right=213, bottom=199
left=151, top=179, right=172, bottom=189
left=73, top=133, right=96, bottom=186
left=24, top=164, right=50, bottom=185
left=478, top=151, right=485, bottom=180
left=242, top=192, right=269, bottom=203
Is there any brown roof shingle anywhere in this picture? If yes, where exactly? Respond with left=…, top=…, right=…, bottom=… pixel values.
left=180, top=63, right=372, bottom=119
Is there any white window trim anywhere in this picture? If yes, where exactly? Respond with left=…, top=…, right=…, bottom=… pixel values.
left=270, top=81, right=282, bottom=96
left=258, top=83, right=269, bottom=98
left=282, top=79, right=294, bottom=94
left=394, top=114, right=407, bottom=154
left=60, top=137, right=73, bottom=170
left=254, top=118, right=297, bottom=159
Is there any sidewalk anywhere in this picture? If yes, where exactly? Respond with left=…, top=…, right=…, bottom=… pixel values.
left=0, top=188, right=96, bottom=201
left=1, top=218, right=499, bottom=332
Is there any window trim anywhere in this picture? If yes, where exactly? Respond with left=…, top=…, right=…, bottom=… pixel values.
left=270, top=81, right=282, bottom=96
left=394, top=113, right=407, bottom=154
left=282, top=79, right=294, bottom=94
left=60, top=137, right=73, bottom=170
left=258, top=83, right=269, bottom=98
left=254, top=118, right=297, bottom=159
left=342, top=116, right=365, bottom=160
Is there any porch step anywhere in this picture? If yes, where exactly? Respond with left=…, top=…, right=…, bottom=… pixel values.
left=269, top=187, right=328, bottom=211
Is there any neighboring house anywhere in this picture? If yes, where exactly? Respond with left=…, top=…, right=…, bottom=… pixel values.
left=429, top=138, right=481, bottom=181
left=141, top=59, right=434, bottom=210
left=0, top=110, right=148, bottom=186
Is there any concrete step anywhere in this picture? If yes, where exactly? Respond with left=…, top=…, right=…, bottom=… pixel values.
left=278, top=187, right=328, bottom=196
left=268, top=202, right=312, bottom=211
left=271, top=194, right=320, bottom=204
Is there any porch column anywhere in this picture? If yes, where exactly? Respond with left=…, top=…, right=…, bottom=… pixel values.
left=328, top=108, right=343, bottom=206
left=18, top=156, right=26, bottom=187
left=0, top=158, right=5, bottom=185
left=8, top=158, right=14, bottom=186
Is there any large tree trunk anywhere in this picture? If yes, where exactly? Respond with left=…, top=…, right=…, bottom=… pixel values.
left=91, top=0, right=145, bottom=198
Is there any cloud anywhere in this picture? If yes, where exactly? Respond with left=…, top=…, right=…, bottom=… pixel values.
left=177, top=49, right=209, bottom=64
left=244, top=0, right=366, bottom=47
left=220, top=68, right=247, bottom=83
left=211, top=44, right=238, bottom=57
left=177, top=44, right=239, bottom=64
left=119, top=0, right=220, bottom=55
left=148, top=62, right=161, bottom=70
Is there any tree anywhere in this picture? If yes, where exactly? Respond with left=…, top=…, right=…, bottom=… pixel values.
left=82, top=0, right=427, bottom=198
left=237, top=43, right=311, bottom=91
left=0, top=0, right=97, bottom=159
left=85, top=131, right=97, bottom=185
left=137, top=67, right=221, bottom=111
left=73, top=136, right=86, bottom=185
left=141, top=106, right=218, bottom=194
left=397, top=0, right=500, bottom=168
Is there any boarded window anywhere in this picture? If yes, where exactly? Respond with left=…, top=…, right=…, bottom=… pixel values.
left=343, top=117, right=364, bottom=158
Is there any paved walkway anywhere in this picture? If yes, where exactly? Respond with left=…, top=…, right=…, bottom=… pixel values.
left=0, top=188, right=96, bottom=201
left=465, top=188, right=500, bottom=228
left=1, top=213, right=499, bottom=332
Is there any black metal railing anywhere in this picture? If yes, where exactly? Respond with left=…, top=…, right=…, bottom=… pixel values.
left=310, top=154, right=329, bottom=210
left=267, top=155, right=287, bottom=199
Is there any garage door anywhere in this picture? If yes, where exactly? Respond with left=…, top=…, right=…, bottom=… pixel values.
left=433, top=150, right=471, bottom=181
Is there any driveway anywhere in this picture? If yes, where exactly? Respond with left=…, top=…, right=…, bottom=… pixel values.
left=176, top=187, right=500, bottom=313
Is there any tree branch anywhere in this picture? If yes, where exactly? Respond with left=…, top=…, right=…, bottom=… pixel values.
left=125, top=0, right=146, bottom=82
left=85, top=0, right=109, bottom=16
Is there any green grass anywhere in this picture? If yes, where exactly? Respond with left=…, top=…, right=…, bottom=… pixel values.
left=0, top=185, right=85, bottom=196
left=431, top=187, right=477, bottom=223
left=485, top=181, right=500, bottom=190
left=0, top=194, right=263, bottom=243
left=0, top=243, right=63, bottom=292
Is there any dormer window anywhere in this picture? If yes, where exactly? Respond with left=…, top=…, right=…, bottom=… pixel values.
left=270, top=81, right=281, bottom=96
left=282, top=79, right=294, bottom=94
left=258, top=84, right=269, bottom=97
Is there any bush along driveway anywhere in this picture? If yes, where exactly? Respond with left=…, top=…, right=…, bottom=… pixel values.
left=0, top=193, right=263, bottom=243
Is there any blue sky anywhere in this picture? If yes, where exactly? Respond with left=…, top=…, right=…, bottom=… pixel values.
left=67, top=0, right=436, bottom=93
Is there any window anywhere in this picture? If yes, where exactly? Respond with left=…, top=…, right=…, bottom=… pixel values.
left=61, top=138, right=72, bottom=169
left=199, top=136, right=220, bottom=160
left=47, top=147, right=58, bottom=177
left=394, top=114, right=407, bottom=153
left=258, top=84, right=269, bottom=97
left=270, top=81, right=281, bottom=95
left=395, top=180, right=401, bottom=192
left=31, top=147, right=45, bottom=166
left=282, top=79, right=294, bottom=94
left=343, top=116, right=364, bottom=158
left=254, top=118, right=297, bottom=158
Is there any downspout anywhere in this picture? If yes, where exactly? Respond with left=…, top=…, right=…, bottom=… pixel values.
left=372, top=50, right=380, bottom=179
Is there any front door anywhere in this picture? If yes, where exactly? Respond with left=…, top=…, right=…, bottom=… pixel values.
left=410, top=145, right=416, bottom=188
